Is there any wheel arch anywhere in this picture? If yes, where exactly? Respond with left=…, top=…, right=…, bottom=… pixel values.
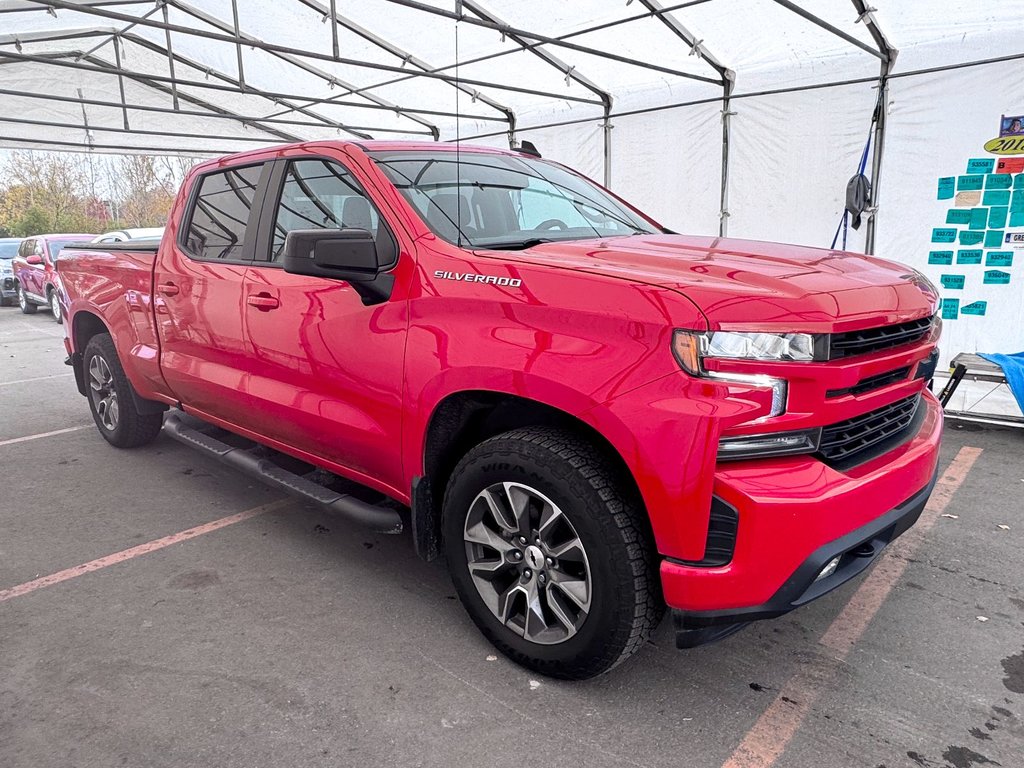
left=411, top=389, right=650, bottom=562
left=70, top=310, right=111, bottom=396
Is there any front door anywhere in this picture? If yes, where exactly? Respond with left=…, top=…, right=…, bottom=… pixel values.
left=153, top=162, right=267, bottom=428
left=242, top=156, right=410, bottom=494
left=19, top=238, right=45, bottom=298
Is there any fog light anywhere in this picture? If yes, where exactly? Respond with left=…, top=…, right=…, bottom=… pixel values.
left=717, top=428, right=821, bottom=461
left=815, top=556, right=841, bottom=582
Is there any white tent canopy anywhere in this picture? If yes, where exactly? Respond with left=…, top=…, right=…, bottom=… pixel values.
left=3, top=1, right=1024, bottom=363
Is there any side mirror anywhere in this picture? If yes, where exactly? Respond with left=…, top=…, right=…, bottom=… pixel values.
left=25, top=254, right=43, bottom=266
left=282, top=228, right=394, bottom=306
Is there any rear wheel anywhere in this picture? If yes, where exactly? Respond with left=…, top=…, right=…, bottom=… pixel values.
left=49, top=289, right=62, bottom=324
left=17, top=284, right=36, bottom=314
left=443, top=427, right=662, bottom=680
left=84, top=333, right=163, bottom=448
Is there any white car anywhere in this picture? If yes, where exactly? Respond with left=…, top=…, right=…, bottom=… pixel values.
left=91, top=228, right=165, bottom=244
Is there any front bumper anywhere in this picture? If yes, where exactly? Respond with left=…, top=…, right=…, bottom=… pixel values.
left=1, top=276, right=15, bottom=298
left=660, top=389, right=942, bottom=645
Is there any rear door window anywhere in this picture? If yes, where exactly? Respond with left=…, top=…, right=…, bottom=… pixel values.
left=183, top=164, right=264, bottom=261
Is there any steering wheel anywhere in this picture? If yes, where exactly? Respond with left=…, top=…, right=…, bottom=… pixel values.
left=536, top=218, right=568, bottom=231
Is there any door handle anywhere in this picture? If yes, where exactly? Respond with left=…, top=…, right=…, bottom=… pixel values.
left=247, top=292, right=280, bottom=311
left=157, top=282, right=179, bottom=296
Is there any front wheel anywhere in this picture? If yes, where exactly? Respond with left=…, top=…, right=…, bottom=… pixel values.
left=443, top=427, right=663, bottom=680
left=17, top=284, right=37, bottom=314
left=83, top=333, right=163, bottom=448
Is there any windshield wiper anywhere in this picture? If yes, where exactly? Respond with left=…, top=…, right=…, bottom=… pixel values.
left=481, top=238, right=555, bottom=251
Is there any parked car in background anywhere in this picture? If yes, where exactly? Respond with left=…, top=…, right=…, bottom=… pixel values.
left=12, top=233, right=94, bottom=322
left=0, top=237, right=21, bottom=306
left=92, top=227, right=164, bottom=244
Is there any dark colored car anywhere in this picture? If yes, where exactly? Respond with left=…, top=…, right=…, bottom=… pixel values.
left=0, top=238, right=21, bottom=306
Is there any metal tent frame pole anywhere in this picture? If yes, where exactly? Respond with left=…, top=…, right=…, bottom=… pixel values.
left=852, top=0, right=897, bottom=255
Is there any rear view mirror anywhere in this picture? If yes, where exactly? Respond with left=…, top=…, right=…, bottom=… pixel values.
left=282, top=228, right=394, bottom=306
left=25, top=254, right=43, bottom=266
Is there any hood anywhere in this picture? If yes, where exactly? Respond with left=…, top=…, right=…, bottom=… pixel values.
left=490, top=234, right=937, bottom=333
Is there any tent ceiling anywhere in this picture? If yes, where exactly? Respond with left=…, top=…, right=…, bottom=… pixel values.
left=0, top=0, right=1021, bottom=157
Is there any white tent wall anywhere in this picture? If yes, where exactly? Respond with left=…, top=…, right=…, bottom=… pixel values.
left=877, top=58, right=1024, bottom=368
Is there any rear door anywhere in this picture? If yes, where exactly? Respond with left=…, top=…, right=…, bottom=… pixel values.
left=240, top=155, right=411, bottom=493
left=153, top=162, right=269, bottom=427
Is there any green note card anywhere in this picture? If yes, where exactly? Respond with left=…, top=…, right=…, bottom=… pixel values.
left=989, top=206, right=1009, bottom=228
left=958, top=175, right=984, bottom=191
left=967, top=158, right=995, bottom=174
left=940, top=274, right=965, bottom=290
left=947, top=209, right=972, bottom=225
left=961, top=301, right=987, bottom=316
left=1015, top=174, right=1024, bottom=189
left=986, top=251, right=1013, bottom=267
left=985, top=229, right=1005, bottom=248
left=959, top=230, right=985, bottom=245
left=1011, top=189, right=1024, bottom=211
left=932, top=228, right=957, bottom=243
left=1011, top=210, right=1024, bottom=227
left=969, top=208, right=989, bottom=230
left=984, top=190, right=1011, bottom=206
left=984, top=270, right=1011, bottom=284
left=940, top=298, right=960, bottom=319
left=929, top=251, right=954, bottom=265
left=938, top=177, right=955, bottom=199
left=957, top=249, right=982, bottom=264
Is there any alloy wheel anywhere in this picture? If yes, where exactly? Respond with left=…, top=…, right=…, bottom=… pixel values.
left=463, top=482, right=592, bottom=645
left=50, top=291, right=61, bottom=321
left=88, top=355, right=119, bottom=431
left=17, top=286, right=26, bottom=310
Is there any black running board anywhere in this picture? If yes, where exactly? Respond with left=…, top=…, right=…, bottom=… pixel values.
left=163, top=413, right=403, bottom=534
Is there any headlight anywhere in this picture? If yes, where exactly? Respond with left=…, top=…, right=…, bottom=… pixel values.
left=673, top=330, right=803, bottom=418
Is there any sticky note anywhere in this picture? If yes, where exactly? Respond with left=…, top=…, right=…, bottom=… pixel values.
left=967, top=158, right=995, bottom=174
left=990, top=206, right=1009, bottom=228
left=947, top=209, right=971, bottom=224
left=959, top=230, right=985, bottom=245
left=1011, top=189, right=1024, bottom=211
left=932, top=228, right=957, bottom=243
left=1015, top=173, right=1024, bottom=188
left=984, top=190, right=1011, bottom=206
left=1011, top=211, right=1024, bottom=227
left=958, top=175, right=984, bottom=191
left=986, top=173, right=1012, bottom=189
left=928, top=251, right=954, bottom=265
left=985, top=229, right=1005, bottom=248
left=940, top=274, right=965, bottom=290
left=984, top=270, right=1011, bottom=285
left=961, top=301, right=987, bottom=316
left=940, top=298, right=960, bottom=319
left=969, top=208, right=989, bottom=230
left=997, top=158, right=1024, bottom=173
left=955, top=191, right=982, bottom=207
left=957, top=249, right=982, bottom=264
left=986, top=251, right=1013, bottom=267
left=937, top=177, right=955, bottom=199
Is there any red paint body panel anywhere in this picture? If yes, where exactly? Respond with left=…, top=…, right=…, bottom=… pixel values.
left=57, top=140, right=942, bottom=618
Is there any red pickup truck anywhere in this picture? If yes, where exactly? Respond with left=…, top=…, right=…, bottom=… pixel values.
left=57, top=141, right=942, bottom=679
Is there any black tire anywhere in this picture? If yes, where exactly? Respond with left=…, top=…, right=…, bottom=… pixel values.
left=17, top=284, right=37, bottom=314
left=48, top=288, right=63, bottom=324
left=83, top=333, right=163, bottom=448
left=443, top=427, right=663, bottom=680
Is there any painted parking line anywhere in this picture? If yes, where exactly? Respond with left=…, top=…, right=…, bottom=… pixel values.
left=0, top=498, right=291, bottom=603
left=0, top=372, right=74, bottom=387
left=721, top=445, right=983, bottom=768
left=0, top=425, right=93, bottom=448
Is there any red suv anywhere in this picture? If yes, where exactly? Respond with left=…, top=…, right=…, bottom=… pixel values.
left=12, top=233, right=94, bottom=322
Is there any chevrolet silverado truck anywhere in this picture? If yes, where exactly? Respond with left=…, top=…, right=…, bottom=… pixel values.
left=56, top=141, right=942, bottom=679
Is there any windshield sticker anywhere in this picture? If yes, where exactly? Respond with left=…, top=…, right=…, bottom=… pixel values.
left=434, top=270, right=522, bottom=287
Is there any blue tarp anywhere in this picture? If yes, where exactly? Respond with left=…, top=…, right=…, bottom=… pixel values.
left=979, top=352, right=1024, bottom=413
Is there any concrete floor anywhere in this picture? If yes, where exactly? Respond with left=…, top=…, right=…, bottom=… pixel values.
left=1, top=306, right=1022, bottom=768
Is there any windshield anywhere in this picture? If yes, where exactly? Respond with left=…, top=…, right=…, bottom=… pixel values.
left=48, top=239, right=86, bottom=260
left=369, top=150, right=660, bottom=250
left=0, top=241, right=19, bottom=259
